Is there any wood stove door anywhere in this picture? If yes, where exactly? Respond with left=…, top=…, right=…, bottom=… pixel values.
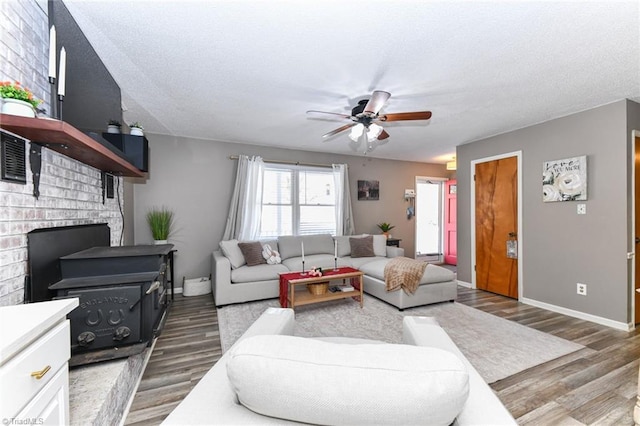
left=67, top=285, right=142, bottom=353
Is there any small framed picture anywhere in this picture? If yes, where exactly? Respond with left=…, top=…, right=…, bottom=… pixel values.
left=357, top=180, right=379, bottom=200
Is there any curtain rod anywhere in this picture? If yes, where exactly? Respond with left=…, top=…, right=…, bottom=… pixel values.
left=228, top=155, right=335, bottom=169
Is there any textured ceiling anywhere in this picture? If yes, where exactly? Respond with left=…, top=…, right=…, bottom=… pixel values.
left=63, top=0, right=640, bottom=163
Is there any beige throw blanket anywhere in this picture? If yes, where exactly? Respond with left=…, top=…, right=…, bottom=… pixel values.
left=384, top=257, right=427, bottom=295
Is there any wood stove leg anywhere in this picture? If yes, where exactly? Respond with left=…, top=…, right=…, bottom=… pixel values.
left=168, top=250, right=176, bottom=301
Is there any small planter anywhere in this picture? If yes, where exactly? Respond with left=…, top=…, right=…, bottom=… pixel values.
left=154, top=239, right=168, bottom=245
left=147, top=207, right=174, bottom=245
left=1, top=98, right=36, bottom=118
left=107, top=125, right=121, bottom=134
left=130, top=127, right=144, bottom=136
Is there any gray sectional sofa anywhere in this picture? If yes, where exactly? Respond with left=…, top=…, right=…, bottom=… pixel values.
left=212, top=233, right=458, bottom=309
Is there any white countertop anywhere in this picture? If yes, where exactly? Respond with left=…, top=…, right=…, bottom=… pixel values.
left=0, top=298, right=79, bottom=365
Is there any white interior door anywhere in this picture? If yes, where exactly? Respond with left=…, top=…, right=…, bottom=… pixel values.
left=415, top=177, right=446, bottom=262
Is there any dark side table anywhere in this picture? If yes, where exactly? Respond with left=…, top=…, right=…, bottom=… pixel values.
left=386, top=238, right=402, bottom=247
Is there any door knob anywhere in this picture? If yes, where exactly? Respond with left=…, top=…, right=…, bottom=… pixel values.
left=635, top=237, right=640, bottom=244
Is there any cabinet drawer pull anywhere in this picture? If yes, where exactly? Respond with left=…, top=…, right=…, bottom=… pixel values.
left=30, top=365, right=51, bottom=380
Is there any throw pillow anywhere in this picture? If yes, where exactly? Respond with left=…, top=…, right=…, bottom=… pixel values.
left=301, top=234, right=334, bottom=255
left=372, top=235, right=387, bottom=257
left=277, top=236, right=303, bottom=260
left=238, top=241, right=267, bottom=266
left=262, top=244, right=282, bottom=265
left=334, top=235, right=352, bottom=257
left=350, top=235, right=375, bottom=258
left=227, top=335, right=469, bottom=426
left=219, top=239, right=246, bottom=269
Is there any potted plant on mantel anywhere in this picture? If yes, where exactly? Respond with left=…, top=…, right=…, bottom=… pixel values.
left=146, top=207, right=174, bottom=244
left=107, top=119, right=122, bottom=134
left=129, top=121, right=144, bottom=137
left=377, top=222, right=395, bottom=238
left=0, top=81, right=42, bottom=118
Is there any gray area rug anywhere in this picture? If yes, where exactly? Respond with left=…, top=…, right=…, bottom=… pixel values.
left=217, top=296, right=585, bottom=384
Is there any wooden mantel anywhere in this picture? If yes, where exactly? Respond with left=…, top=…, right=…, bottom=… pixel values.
left=0, top=114, right=145, bottom=178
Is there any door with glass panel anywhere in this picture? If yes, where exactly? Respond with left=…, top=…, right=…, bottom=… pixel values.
left=415, top=177, right=446, bottom=262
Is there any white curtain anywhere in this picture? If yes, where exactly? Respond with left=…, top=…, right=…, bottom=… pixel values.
left=332, top=163, right=355, bottom=236
left=222, top=155, right=265, bottom=241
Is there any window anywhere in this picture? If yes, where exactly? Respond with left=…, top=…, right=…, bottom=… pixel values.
left=259, top=164, right=336, bottom=238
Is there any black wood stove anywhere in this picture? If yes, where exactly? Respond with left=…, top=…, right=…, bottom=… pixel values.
left=26, top=224, right=172, bottom=366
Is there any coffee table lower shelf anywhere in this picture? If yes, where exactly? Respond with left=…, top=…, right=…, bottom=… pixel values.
left=290, top=287, right=362, bottom=308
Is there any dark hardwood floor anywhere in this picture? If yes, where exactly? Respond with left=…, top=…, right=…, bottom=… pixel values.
left=124, top=295, right=221, bottom=425
left=457, top=287, right=639, bottom=425
left=124, top=287, right=639, bottom=425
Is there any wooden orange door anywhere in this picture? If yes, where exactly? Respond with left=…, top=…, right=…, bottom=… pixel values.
left=475, top=156, right=518, bottom=298
left=444, top=180, right=457, bottom=265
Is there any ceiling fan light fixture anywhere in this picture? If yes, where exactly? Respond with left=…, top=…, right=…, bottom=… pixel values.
left=308, top=90, right=432, bottom=155
left=367, top=123, right=383, bottom=142
left=348, top=123, right=365, bottom=142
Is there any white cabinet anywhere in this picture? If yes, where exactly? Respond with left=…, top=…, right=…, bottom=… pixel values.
left=0, top=299, right=78, bottom=424
left=17, top=365, right=68, bottom=425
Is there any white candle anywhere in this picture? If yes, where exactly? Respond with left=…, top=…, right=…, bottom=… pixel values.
left=57, top=47, right=66, bottom=96
left=48, top=25, right=56, bottom=79
left=334, top=240, right=337, bottom=259
left=301, top=241, right=305, bottom=262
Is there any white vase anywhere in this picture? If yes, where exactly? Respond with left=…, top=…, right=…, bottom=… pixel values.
left=107, top=125, right=121, bottom=134
left=154, top=239, right=168, bottom=245
left=1, top=98, right=36, bottom=117
left=130, top=128, right=144, bottom=136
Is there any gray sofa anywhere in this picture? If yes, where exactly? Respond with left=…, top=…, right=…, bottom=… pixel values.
left=212, top=233, right=458, bottom=310
left=162, top=307, right=516, bottom=425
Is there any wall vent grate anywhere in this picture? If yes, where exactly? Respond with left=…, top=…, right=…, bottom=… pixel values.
left=1, top=130, right=27, bottom=184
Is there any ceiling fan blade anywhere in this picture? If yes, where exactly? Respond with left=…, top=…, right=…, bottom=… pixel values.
left=380, top=111, right=432, bottom=121
left=363, top=90, right=391, bottom=115
left=322, top=122, right=357, bottom=139
left=307, top=110, right=353, bottom=120
left=378, top=129, right=390, bottom=140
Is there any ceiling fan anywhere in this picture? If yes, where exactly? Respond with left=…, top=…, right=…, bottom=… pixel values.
left=306, top=90, right=432, bottom=145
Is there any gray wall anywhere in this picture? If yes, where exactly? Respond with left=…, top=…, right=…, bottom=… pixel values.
left=131, top=136, right=452, bottom=288
left=458, top=100, right=640, bottom=324
left=626, top=100, right=640, bottom=315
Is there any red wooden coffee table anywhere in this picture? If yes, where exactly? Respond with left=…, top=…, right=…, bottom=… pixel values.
left=279, top=267, right=364, bottom=310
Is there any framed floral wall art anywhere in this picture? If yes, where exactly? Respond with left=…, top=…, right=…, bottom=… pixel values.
left=542, top=155, right=587, bottom=202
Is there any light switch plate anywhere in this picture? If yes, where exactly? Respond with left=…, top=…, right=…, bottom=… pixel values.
left=577, top=204, right=586, bottom=214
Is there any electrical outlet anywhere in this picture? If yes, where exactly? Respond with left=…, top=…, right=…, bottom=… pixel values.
left=577, top=204, right=586, bottom=214
left=577, top=283, right=587, bottom=296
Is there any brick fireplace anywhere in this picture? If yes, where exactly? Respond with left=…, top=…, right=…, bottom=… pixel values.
left=0, top=141, right=124, bottom=306
left=0, top=3, right=148, bottom=423
left=0, top=1, right=124, bottom=307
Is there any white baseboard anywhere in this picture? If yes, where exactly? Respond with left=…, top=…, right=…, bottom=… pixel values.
left=520, top=297, right=632, bottom=331
left=169, top=287, right=183, bottom=295
left=456, top=280, right=472, bottom=288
